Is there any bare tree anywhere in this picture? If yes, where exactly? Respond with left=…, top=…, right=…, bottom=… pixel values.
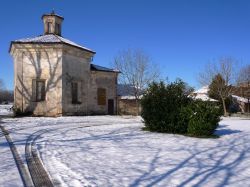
left=0, top=79, right=5, bottom=103
left=113, top=49, right=159, bottom=115
left=0, top=90, right=14, bottom=103
left=198, top=57, right=237, bottom=116
left=0, top=80, right=13, bottom=104
left=237, top=65, right=250, bottom=113
left=237, top=65, right=250, bottom=85
left=0, top=79, right=4, bottom=91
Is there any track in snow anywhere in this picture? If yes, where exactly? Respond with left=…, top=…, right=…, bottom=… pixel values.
left=25, top=130, right=54, bottom=187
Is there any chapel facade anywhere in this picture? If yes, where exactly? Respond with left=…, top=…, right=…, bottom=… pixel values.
left=10, top=11, right=119, bottom=116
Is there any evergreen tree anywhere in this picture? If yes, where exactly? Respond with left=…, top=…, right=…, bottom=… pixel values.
left=208, top=74, right=231, bottom=116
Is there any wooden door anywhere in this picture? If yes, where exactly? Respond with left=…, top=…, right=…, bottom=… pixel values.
left=108, top=99, right=114, bottom=115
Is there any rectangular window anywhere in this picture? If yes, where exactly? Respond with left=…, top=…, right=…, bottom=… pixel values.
left=97, top=88, right=106, bottom=105
left=47, top=22, right=53, bottom=33
left=32, top=79, right=46, bottom=102
left=71, top=82, right=82, bottom=104
left=56, top=23, right=60, bottom=35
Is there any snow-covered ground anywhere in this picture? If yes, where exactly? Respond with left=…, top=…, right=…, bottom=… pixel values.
left=0, top=133, right=23, bottom=186
left=0, top=104, right=13, bottom=116
left=0, top=105, right=22, bottom=186
left=1, top=114, right=250, bottom=186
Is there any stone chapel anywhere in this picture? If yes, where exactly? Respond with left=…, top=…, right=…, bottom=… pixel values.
left=9, top=11, right=119, bottom=116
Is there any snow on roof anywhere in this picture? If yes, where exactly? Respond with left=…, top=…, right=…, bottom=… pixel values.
left=41, top=12, right=64, bottom=20
left=192, top=86, right=218, bottom=102
left=193, top=94, right=218, bottom=102
left=232, top=95, right=249, bottom=103
left=90, top=64, right=120, bottom=73
left=120, top=95, right=143, bottom=100
left=193, top=86, right=209, bottom=94
left=11, top=34, right=95, bottom=53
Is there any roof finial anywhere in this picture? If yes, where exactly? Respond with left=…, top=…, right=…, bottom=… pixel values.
left=51, top=9, right=55, bottom=15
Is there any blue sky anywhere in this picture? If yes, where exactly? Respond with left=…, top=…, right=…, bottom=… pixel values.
left=1, top=0, right=250, bottom=90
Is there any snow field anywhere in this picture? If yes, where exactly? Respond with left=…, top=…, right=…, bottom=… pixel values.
left=1, top=115, right=250, bottom=186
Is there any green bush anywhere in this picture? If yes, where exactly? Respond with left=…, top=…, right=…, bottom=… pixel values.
left=141, top=80, right=191, bottom=134
left=13, top=107, right=32, bottom=117
left=186, top=100, right=221, bottom=136
left=141, top=80, right=221, bottom=137
left=13, top=107, right=22, bottom=116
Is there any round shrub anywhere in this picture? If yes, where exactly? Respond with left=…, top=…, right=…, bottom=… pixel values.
left=141, top=80, right=191, bottom=134
left=186, top=100, right=221, bottom=136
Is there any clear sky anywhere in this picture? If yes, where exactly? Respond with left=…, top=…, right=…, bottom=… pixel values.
left=1, top=0, right=250, bottom=90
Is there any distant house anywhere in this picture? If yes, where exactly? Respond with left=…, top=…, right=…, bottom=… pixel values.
left=231, top=82, right=250, bottom=113
left=192, top=84, right=250, bottom=114
left=9, top=11, right=119, bottom=116
left=190, top=86, right=217, bottom=102
left=231, top=95, right=249, bottom=113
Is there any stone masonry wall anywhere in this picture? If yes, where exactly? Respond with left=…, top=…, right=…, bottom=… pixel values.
left=61, top=46, right=93, bottom=115
left=11, top=43, right=117, bottom=116
left=12, top=44, right=63, bottom=116
left=88, top=71, right=118, bottom=115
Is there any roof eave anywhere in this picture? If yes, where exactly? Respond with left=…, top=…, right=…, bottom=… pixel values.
left=60, top=41, right=96, bottom=54
left=91, top=69, right=120, bottom=73
left=9, top=41, right=96, bottom=54
left=41, top=14, right=64, bottom=20
left=9, top=41, right=13, bottom=53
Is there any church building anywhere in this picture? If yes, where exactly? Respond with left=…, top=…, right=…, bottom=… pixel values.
left=9, top=11, right=119, bottom=116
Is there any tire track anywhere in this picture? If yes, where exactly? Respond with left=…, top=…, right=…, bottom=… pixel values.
left=23, top=123, right=117, bottom=186
left=3, top=118, right=138, bottom=187
left=25, top=130, right=54, bottom=187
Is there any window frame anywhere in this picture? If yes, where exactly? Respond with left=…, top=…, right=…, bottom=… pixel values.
left=71, top=81, right=82, bottom=104
left=33, top=79, right=46, bottom=102
left=97, top=88, right=106, bottom=106
left=47, top=22, right=53, bottom=33
left=55, top=23, right=61, bottom=35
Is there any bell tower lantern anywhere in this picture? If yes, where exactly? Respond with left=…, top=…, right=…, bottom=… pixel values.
left=42, top=10, right=64, bottom=36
